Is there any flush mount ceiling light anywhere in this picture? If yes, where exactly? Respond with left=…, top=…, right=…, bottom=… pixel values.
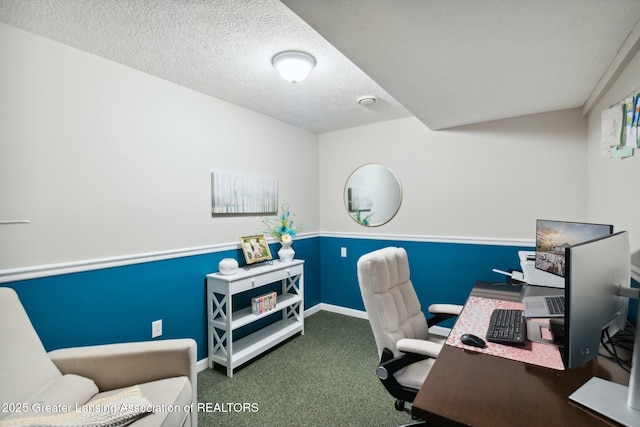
left=357, top=95, right=378, bottom=106
left=272, top=51, right=316, bottom=83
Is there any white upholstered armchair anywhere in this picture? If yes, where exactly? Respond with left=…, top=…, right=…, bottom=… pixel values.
left=0, top=287, right=197, bottom=427
left=357, top=247, right=462, bottom=412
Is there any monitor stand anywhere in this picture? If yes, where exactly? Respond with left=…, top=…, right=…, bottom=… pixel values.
left=570, top=377, right=640, bottom=426
left=569, top=296, right=640, bottom=427
left=526, top=318, right=564, bottom=346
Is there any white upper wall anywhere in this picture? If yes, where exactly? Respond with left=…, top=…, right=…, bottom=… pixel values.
left=586, top=48, right=640, bottom=265
left=0, top=23, right=319, bottom=270
left=320, top=110, right=588, bottom=241
left=0, top=19, right=603, bottom=271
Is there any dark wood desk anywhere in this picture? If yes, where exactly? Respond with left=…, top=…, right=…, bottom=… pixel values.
left=412, top=282, right=629, bottom=427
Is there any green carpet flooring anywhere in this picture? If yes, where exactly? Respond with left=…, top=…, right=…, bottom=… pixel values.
left=197, top=310, right=415, bottom=426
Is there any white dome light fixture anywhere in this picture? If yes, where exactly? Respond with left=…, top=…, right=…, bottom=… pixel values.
left=272, top=50, right=316, bottom=83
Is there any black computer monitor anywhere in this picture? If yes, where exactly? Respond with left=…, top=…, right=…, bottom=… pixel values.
left=535, top=219, right=613, bottom=277
left=563, top=231, right=640, bottom=425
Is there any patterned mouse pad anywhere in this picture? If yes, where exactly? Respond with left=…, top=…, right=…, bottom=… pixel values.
left=446, top=296, right=565, bottom=370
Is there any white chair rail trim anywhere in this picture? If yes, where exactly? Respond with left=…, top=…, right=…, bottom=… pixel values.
left=1, top=232, right=530, bottom=283
left=322, top=231, right=534, bottom=247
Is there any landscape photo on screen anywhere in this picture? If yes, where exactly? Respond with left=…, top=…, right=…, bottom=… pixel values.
left=535, top=220, right=613, bottom=277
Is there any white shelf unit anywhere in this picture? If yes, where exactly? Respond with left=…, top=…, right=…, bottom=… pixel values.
left=206, top=259, right=304, bottom=377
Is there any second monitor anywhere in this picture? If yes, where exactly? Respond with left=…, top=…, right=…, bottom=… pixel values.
left=535, top=219, right=614, bottom=278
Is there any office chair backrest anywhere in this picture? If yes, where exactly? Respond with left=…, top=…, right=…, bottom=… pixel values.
left=357, top=247, right=429, bottom=359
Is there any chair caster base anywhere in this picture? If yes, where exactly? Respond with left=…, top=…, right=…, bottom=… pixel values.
left=395, top=399, right=405, bottom=411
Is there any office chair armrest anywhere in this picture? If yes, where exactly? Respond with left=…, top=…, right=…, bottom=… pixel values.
left=428, top=303, right=463, bottom=315
left=426, top=303, right=463, bottom=327
left=396, top=338, right=442, bottom=358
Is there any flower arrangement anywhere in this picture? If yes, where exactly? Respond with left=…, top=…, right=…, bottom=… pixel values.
left=262, top=200, right=309, bottom=242
left=353, top=210, right=373, bottom=226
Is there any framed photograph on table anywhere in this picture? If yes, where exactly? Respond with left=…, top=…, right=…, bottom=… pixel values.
left=240, top=235, right=272, bottom=265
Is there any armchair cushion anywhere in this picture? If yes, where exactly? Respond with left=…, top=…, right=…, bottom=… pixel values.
left=0, top=374, right=98, bottom=421
left=91, top=377, right=192, bottom=427
left=0, top=385, right=154, bottom=427
left=34, top=374, right=98, bottom=406
left=49, top=339, right=197, bottom=427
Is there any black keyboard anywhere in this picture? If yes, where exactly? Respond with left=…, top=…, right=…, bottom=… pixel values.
left=486, top=309, right=526, bottom=345
left=546, top=296, right=565, bottom=316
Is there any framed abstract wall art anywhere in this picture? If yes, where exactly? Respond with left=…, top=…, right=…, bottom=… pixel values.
left=211, top=172, right=278, bottom=215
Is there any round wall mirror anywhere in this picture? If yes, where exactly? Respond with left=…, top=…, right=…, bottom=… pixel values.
left=344, top=164, right=402, bottom=227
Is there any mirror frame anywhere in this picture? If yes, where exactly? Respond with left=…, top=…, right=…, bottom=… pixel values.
left=343, top=163, right=402, bottom=227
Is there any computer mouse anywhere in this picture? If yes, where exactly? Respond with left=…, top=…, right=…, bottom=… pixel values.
left=460, top=333, right=486, bottom=348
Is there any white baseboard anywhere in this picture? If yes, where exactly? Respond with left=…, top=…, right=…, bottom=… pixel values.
left=303, top=303, right=323, bottom=317
left=196, top=358, right=209, bottom=373
left=317, top=303, right=368, bottom=319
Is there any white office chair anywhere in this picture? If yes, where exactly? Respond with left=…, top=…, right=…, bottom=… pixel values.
left=357, top=247, right=463, bottom=412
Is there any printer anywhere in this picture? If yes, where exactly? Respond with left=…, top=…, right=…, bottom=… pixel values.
left=517, top=250, right=564, bottom=288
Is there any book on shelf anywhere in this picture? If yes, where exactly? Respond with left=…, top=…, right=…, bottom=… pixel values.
left=251, top=292, right=277, bottom=315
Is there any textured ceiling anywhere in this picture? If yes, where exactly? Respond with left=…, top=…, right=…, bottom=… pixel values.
left=0, top=0, right=410, bottom=134
left=283, top=0, right=640, bottom=130
left=1, top=1, right=640, bottom=133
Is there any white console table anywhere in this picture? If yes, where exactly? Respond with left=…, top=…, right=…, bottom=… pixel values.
left=206, top=259, right=304, bottom=377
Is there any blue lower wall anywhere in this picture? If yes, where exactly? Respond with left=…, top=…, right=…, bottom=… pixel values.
left=3, top=238, right=321, bottom=362
left=319, top=237, right=530, bottom=320
left=6, top=235, right=636, bottom=363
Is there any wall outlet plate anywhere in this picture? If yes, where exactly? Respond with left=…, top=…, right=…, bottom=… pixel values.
left=152, top=319, right=162, bottom=338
